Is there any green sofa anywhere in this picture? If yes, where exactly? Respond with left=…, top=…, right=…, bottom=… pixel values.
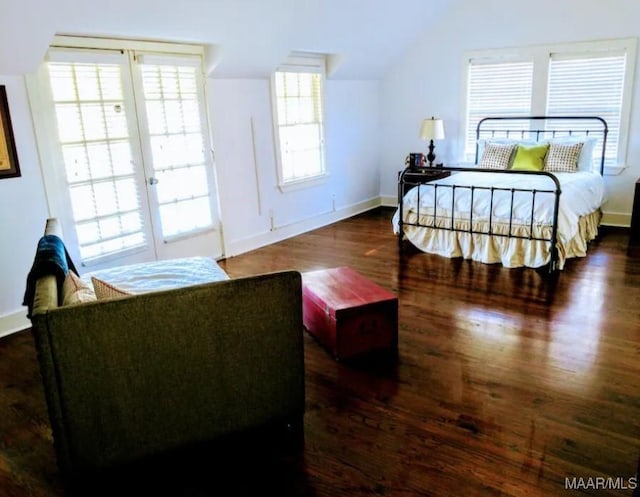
left=29, top=219, right=305, bottom=482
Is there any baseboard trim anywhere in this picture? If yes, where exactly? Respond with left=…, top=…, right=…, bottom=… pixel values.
left=601, top=211, right=631, bottom=227
left=0, top=309, right=30, bottom=339
left=226, top=197, right=383, bottom=256
left=380, top=195, right=397, bottom=207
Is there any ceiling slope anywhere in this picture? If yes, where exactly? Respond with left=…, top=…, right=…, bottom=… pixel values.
left=0, top=0, right=452, bottom=79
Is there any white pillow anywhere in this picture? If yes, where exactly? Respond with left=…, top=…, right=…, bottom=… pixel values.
left=548, top=136, right=598, bottom=172
left=62, top=271, right=97, bottom=306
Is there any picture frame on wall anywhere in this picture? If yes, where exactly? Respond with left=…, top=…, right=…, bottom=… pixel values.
left=0, top=86, right=20, bottom=179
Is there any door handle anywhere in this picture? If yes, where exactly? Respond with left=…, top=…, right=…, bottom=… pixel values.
left=148, top=177, right=159, bottom=185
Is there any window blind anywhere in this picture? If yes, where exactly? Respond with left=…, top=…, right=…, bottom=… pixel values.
left=464, top=61, right=534, bottom=161
left=139, top=60, right=213, bottom=238
left=273, top=71, right=325, bottom=182
left=47, top=61, right=147, bottom=260
left=546, top=53, right=626, bottom=167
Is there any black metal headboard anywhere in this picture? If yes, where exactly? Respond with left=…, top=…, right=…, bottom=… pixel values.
left=475, top=116, right=608, bottom=175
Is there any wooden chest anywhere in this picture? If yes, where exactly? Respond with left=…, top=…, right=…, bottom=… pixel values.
left=301, top=267, right=398, bottom=360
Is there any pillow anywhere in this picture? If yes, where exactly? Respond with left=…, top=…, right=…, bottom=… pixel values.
left=549, top=136, right=597, bottom=172
left=476, top=138, right=540, bottom=162
left=62, top=271, right=97, bottom=306
left=510, top=143, right=549, bottom=171
left=544, top=142, right=584, bottom=173
left=91, top=276, right=134, bottom=300
left=478, top=142, right=516, bottom=169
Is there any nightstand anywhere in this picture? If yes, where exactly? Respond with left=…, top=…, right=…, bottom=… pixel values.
left=398, top=167, right=451, bottom=203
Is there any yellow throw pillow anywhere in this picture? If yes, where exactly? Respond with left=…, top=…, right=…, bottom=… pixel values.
left=510, top=143, right=549, bottom=171
left=91, top=276, right=133, bottom=300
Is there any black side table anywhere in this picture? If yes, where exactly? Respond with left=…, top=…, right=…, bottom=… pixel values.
left=398, top=167, right=451, bottom=203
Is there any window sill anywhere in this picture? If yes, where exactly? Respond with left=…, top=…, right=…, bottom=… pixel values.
left=278, top=173, right=329, bottom=193
left=603, top=164, right=627, bottom=176
left=81, top=245, right=148, bottom=268
left=163, top=225, right=218, bottom=244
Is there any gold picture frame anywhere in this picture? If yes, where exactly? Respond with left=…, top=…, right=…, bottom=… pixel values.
left=0, top=85, right=20, bottom=179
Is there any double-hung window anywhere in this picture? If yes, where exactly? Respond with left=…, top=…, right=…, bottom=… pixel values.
left=462, top=38, right=636, bottom=171
left=271, top=55, right=326, bottom=190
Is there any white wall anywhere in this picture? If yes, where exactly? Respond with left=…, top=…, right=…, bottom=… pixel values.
left=208, top=77, right=381, bottom=255
left=0, top=70, right=380, bottom=336
left=380, top=0, right=640, bottom=225
left=0, top=76, right=49, bottom=336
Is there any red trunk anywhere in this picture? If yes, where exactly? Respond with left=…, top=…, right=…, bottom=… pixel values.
left=302, top=267, right=398, bottom=360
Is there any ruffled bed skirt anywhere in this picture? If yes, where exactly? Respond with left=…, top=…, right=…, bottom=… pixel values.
left=398, top=209, right=601, bottom=269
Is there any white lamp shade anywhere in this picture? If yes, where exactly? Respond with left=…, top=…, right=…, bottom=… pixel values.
left=419, top=118, right=445, bottom=140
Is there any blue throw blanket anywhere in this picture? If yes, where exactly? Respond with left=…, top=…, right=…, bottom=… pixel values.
left=23, top=235, right=78, bottom=318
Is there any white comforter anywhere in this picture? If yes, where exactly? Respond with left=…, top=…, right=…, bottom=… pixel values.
left=393, top=171, right=604, bottom=243
left=83, top=256, right=229, bottom=293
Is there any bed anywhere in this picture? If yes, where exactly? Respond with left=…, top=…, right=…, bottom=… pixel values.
left=393, top=116, right=608, bottom=271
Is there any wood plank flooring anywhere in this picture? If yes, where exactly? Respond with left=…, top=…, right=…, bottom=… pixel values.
left=1, top=207, right=639, bottom=496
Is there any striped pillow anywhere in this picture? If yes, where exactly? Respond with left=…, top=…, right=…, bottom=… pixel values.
left=91, top=276, right=133, bottom=300
left=544, top=142, right=583, bottom=173
left=479, top=143, right=516, bottom=169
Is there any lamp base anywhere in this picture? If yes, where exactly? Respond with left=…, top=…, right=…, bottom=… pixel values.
left=427, top=140, right=436, bottom=167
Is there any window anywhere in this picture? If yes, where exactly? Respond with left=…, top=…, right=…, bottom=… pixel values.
left=136, top=56, right=213, bottom=239
left=271, top=56, right=326, bottom=189
left=546, top=53, right=626, bottom=168
left=464, top=60, right=534, bottom=160
left=462, top=38, right=636, bottom=170
left=30, top=38, right=220, bottom=264
left=47, top=55, right=147, bottom=260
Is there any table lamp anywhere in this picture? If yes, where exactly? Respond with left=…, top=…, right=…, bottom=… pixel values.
left=419, top=117, right=445, bottom=167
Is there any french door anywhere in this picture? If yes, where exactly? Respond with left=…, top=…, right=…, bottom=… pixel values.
left=34, top=45, right=222, bottom=268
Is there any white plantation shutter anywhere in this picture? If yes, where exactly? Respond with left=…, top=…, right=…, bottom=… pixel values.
left=464, top=61, right=534, bottom=161
left=47, top=59, right=147, bottom=260
left=462, top=39, right=635, bottom=169
left=273, top=70, right=325, bottom=182
left=546, top=52, right=627, bottom=167
left=137, top=56, right=213, bottom=238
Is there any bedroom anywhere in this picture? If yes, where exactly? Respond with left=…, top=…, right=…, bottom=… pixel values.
left=1, top=0, right=639, bottom=333
left=1, top=0, right=639, bottom=495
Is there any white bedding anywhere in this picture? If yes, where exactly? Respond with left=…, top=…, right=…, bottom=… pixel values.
left=393, top=171, right=604, bottom=244
left=392, top=171, right=605, bottom=268
left=83, top=256, right=229, bottom=293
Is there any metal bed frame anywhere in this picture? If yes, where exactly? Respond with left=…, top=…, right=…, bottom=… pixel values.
left=397, top=116, right=608, bottom=272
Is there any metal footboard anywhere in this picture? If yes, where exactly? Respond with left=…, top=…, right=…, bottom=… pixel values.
left=397, top=166, right=562, bottom=272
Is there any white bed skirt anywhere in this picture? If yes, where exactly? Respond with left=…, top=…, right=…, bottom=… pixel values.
left=397, top=210, right=601, bottom=269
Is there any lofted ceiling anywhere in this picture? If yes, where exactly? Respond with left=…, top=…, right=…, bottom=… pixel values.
left=0, top=0, right=452, bottom=79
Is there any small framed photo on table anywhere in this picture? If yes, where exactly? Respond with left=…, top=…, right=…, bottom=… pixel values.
left=408, top=153, right=425, bottom=170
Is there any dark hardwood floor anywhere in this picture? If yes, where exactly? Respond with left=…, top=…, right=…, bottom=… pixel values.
left=2, top=207, right=639, bottom=496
